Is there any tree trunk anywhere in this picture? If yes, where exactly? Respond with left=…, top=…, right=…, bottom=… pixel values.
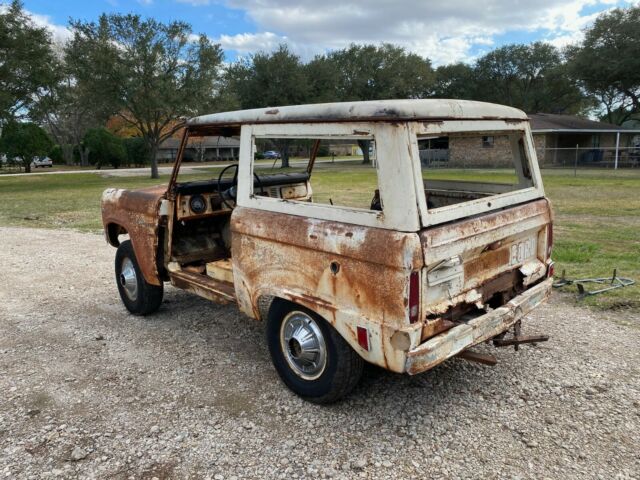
left=62, top=144, right=74, bottom=165
left=80, top=146, right=90, bottom=167
left=24, top=160, right=31, bottom=173
left=150, top=143, right=159, bottom=179
left=277, top=139, right=291, bottom=168
left=358, top=139, right=371, bottom=165
left=281, top=150, right=290, bottom=168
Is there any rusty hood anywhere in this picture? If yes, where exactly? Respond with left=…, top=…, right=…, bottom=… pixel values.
left=101, top=184, right=168, bottom=219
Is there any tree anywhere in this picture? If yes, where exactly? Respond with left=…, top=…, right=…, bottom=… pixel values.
left=322, top=44, right=434, bottom=102
left=83, top=127, right=126, bottom=169
left=66, top=14, right=224, bottom=178
left=225, top=45, right=310, bottom=167
left=123, top=137, right=151, bottom=167
left=0, top=1, right=59, bottom=125
left=567, top=6, right=640, bottom=124
left=34, top=76, right=105, bottom=166
left=312, top=44, right=434, bottom=163
left=0, top=0, right=57, bottom=124
left=0, top=122, right=53, bottom=173
left=473, top=42, right=586, bottom=114
left=432, top=63, right=477, bottom=99
left=48, top=144, right=64, bottom=164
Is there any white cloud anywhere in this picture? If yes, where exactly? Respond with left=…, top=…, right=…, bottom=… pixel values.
left=138, top=0, right=154, bottom=5
left=216, top=31, right=285, bottom=53
left=0, top=4, right=71, bottom=45
left=211, top=0, right=630, bottom=63
left=26, top=12, right=72, bottom=45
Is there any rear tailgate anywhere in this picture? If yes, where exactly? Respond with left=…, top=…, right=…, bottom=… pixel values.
left=419, top=199, right=552, bottom=318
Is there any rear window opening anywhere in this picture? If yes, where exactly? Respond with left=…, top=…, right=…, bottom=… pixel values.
left=418, top=131, right=534, bottom=211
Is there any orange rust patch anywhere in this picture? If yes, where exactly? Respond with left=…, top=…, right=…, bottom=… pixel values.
left=464, top=248, right=510, bottom=280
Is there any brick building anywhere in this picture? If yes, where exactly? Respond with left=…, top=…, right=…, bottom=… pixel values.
left=419, top=113, right=640, bottom=169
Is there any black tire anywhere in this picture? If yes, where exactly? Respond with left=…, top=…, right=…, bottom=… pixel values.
left=115, top=240, right=163, bottom=315
left=266, top=300, right=364, bottom=404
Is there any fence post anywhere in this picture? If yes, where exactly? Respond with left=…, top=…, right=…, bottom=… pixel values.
left=614, top=131, right=620, bottom=170
left=574, top=144, right=578, bottom=177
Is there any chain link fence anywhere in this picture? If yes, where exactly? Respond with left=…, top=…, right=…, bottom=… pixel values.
left=538, top=146, right=640, bottom=169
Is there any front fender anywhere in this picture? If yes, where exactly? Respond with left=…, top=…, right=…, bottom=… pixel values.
left=101, top=186, right=167, bottom=286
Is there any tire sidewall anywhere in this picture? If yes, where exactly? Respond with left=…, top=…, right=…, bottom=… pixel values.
left=266, top=302, right=341, bottom=400
left=115, top=240, right=147, bottom=314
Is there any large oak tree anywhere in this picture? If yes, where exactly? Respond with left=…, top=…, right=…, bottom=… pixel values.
left=567, top=6, right=640, bottom=124
left=308, top=44, right=434, bottom=163
left=66, top=14, right=224, bottom=178
left=473, top=42, right=587, bottom=114
left=0, top=0, right=58, bottom=125
left=225, top=45, right=310, bottom=167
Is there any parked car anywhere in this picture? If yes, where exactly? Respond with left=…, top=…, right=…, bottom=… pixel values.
left=101, top=99, right=554, bottom=403
left=263, top=150, right=281, bottom=159
left=31, top=156, right=53, bottom=168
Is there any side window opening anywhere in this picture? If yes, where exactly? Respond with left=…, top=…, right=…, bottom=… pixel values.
left=252, top=136, right=382, bottom=212
left=419, top=131, right=534, bottom=210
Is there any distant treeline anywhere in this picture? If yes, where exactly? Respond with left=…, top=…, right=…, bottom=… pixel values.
left=1, top=0, right=638, bottom=176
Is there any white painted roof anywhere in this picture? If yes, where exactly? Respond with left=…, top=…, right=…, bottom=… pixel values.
left=188, top=99, right=528, bottom=126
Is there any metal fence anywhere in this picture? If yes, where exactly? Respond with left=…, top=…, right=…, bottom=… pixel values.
left=419, top=149, right=449, bottom=168
left=538, top=146, right=640, bottom=169
left=418, top=146, right=640, bottom=170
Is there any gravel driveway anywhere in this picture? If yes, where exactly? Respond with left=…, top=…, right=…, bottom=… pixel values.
left=1, top=227, right=638, bottom=479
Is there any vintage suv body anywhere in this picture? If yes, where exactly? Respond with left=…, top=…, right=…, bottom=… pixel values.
left=101, top=99, right=554, bottom=403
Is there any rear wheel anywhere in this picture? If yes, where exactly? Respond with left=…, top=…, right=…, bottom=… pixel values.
left=115, top=240, right=163, bottom=315
left=266, top=301, right=364, bottom=403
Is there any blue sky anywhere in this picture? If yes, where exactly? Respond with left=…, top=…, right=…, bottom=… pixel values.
left=18, top=0, right=638, bottom=65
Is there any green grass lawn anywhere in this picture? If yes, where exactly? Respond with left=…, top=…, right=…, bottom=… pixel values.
left=0, top=166, right=638, bottom=310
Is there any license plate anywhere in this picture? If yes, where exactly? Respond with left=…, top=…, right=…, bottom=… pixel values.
left=509, top=237, right=536, bottom=266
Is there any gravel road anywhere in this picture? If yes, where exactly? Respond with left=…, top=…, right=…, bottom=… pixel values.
left=1, top=227, right=638, bottom=479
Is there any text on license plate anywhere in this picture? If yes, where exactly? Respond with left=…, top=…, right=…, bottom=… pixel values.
left=509, top=237, right=536, bottom=265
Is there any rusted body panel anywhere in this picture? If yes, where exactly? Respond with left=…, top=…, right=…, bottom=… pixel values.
left=231, top=206, right=424, bottom=372
left=420, top=199, right=552, bottom=316
left=101, top=185, right=167, bottom=286
left=406, top=277, right=552, bottom=374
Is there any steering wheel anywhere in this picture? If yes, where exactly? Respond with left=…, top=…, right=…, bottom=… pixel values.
left=216, top=164, right=265, bottom=210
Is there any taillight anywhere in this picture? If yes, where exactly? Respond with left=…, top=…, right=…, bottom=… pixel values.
left=356, top=326, right=369, bottom=351
left=546, top=224, right=553, bottom=258
left=547, top=261, right=555, bottom=278
left=408, top=270, right=420, bottom=324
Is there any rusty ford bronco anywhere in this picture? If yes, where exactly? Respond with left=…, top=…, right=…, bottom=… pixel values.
left=101, top=99, right=554, bottom=403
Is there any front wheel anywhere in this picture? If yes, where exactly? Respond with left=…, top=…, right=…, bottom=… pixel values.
left=266, top=301, right=364, bottom=403
left=115, top=240, right=163, bottom=315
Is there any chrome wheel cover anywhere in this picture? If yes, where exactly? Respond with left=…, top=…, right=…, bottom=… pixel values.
left=280, top=311, right=327, bottom=380
left=119, top=257, right=138, bottom=302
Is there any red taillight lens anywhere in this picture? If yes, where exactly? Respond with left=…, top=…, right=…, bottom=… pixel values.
left=546, top=224, right=553, bottom=258
left=547, top=261, right=555, bottom=278
left=408, top=270, right=420, bottom=324
left=357, top=326, right=369, bottom=351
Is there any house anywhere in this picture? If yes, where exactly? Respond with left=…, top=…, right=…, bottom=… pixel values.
left=156, top=136, right=240, bottom=163
left=529, top=114, right=640, bottom=167
left=418, top=113, right=640, bottom=169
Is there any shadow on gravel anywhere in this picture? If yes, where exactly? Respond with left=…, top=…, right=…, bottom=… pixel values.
left=138, top=289, right=517, bottom=424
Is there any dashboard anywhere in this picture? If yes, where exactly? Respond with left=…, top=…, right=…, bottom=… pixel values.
left=175, top=173, right=311, bottom=221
